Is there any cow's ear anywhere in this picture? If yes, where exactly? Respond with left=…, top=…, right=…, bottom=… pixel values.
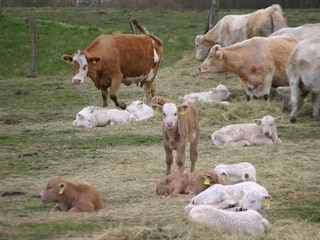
left=62, top=54, right=73, bottom=63
left=210, top=87, right=217, bottom=94
left=253, top=119, right=262, bottom=126
left=275, top=116, right=283, bottom=124
left=195, top=35, right=203, bottom=44
left=88, top=56, right=101, bottom=64
left=58, top=182, right=66, bottom=195
left=216, top=50, right=223, bottom=60
left=151, top=104, right=162, bottom=115
left=178, top=105, right=189, bottom=115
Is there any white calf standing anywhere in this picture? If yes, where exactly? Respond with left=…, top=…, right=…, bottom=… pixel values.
left=73, top=106, right=132, bottom=128
left=152, top=101, right=200, bottom=175
left=287, top=38, right=320, bottom=122
left=185, top=181, right=271, bottom=211
left=178, top=84, right=231, bottom=104
left=211, top=115, right=283, bottom=146
left=187, top=205, right=270, bottom=234
left=213, top=162, right=256, bottom=183
left=126, top=100, right=155, bottom=121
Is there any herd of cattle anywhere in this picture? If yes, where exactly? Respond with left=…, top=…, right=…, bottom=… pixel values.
left=40, top=4, right=320, bottom=235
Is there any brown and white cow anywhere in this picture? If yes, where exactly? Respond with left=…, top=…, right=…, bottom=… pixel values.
left=152, top=101, right=200, bottom=175
left=62, top=19, right=163, bottom=109
left=200, top=34, right=298, bottom=106
left=195, top=4, right=286, bottom=61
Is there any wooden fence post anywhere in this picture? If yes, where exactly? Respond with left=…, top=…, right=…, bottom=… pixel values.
left=204, top=0, right=220, bottom=34
left=96, top=0, right=101, bottom=28
left=30, top=20, right=37, bottom=78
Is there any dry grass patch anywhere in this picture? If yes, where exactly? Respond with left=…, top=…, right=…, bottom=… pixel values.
left=1, top=52, right=320, bottom=240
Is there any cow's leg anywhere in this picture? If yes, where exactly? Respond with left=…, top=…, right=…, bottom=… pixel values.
left=189, top=138, right=199, bottom=173
left=245, top=87, right=253, bottom=105
left=289, top=77, right=301, bottom=123
left=109, top=74, right=126, bottom=109
left=175, top=143, right=186, bottom=173
left=311, top=92, right=320, bottom=119
left=100, top=88, right=108, bottom=107
left=164, top=144, right=173, bottom=175
left=143, top=80, right=156, bottom=104
left=262, top=76, right=273, bottom=106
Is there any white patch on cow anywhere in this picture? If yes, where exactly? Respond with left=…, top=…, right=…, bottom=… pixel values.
left=146, top=69, right=155, bottom=81
left=153, top=48, right=159, bottom=63
left=72, top=52, right=88, bottom=84
left=162, top=103, right=178, bottom=130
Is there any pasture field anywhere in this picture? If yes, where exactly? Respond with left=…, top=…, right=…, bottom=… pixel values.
left=1, top=7, right=320, bottom=240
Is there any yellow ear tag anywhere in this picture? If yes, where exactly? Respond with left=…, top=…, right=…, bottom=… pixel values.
left=154, top=108, right=160, bottom=115
left=79, top=116, right=84, bottom=121
left=138, top=103, right=143, bottom=109
left=263, top=198, right=270, bottom=206
left=239, top=193, right=244, bottom=200
left=221, top=175, right=226, bottom=182
left=204, top=178, right=211, bottom=186
left=179, top=108, right=185, bottom=115
left=59, top=188, right=65, bottom=195
left=92, top=60, right=97, bottom=64
left=256, top=121, right=261, bottom=126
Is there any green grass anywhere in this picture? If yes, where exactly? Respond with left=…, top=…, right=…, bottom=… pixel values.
left=1, top=7, right=320, bottom=240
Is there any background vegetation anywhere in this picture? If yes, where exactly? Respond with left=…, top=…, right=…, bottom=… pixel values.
left=0, top=6, right=320, bottom=240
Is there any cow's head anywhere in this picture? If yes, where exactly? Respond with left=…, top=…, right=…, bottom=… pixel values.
left=254, top=115, right=283, bottom=138
left=199, top=44, right=224, bottom=74
left=62, top=50, right=101, bottom=85
left=152, top=102, right=189, bottom=130
left=195, top=35, right=214, bottom=61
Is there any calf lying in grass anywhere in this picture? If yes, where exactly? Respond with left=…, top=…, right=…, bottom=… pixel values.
left=187, top=205, right=270, bottom=234
left=156, top=171, right=223, bottom=197
left=211, top=115, right=283, bottom=146
left=73, top=106, right=132, bottom=128
left=40, top=176, right=103, bottom=212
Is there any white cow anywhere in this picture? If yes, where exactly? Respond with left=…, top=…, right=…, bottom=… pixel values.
left=187, top=205, right=270, bottom=234
left=195, top=14, right=250, bottom=60
left=213, top=162, right=256, bottom=183
left=185, top=181, right=271, bottom=211
left=178, top=84, right=231, bottom=104
left=126, top=100, right=155, bottom=121
left=270, top=23, right=320, bottom=41
left=195, top=4, right=286, bottom=60
left=73, top=106, right=132, bottom=128
left=286, top=38, right=320, bottom=123
left=211, top=115, right=283, bottom=146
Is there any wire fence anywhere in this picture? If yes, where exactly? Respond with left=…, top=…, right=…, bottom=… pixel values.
left=2, top=0, right=319, bottom=10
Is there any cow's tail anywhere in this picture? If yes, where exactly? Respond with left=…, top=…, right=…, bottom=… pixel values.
left=131, top=19, right=163, bottom=46
left=270, top=11, right=286, bottom=34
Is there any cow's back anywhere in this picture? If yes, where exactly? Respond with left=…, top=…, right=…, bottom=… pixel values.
left=267, top=34, right=298, bottom=86
left=245, top=8, right=286, bottom=38
left=85, top=34, right=162, bottom=77
left=271, top=23, right=320, bottom=41
left=176, top=103, right=200, bottom=141
left=287, top=38, right=320, bottom=86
